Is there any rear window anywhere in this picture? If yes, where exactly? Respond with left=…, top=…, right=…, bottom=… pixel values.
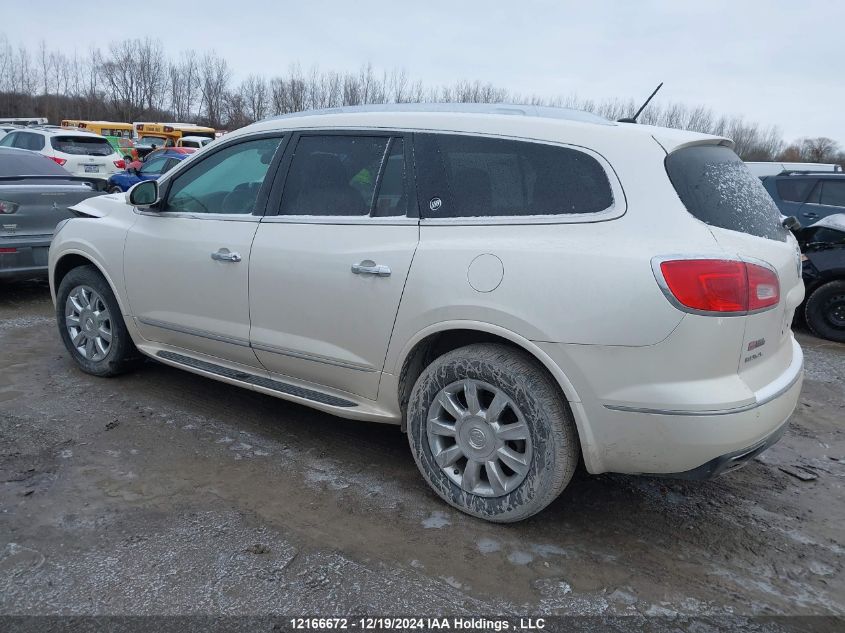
left=50, top=136, right=113, bottom=156
left=414, top=134, right=614, bottom=218
left=0, top=149, right=68, bottom=176
left=775, top=177, right=816, bottom=203
left=666, top=145, right=787, bottom=241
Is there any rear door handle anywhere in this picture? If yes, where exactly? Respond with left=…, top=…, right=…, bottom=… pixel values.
left=211, top=248, right=242, bottom=263
left=351, top=260, right=391, bottom=276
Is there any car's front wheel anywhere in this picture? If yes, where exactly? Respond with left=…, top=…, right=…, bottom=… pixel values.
left=56, top=265, right=142, bottom=376
left=108, top=185, right=122, bottom=194
left=805, top=280, right=845, bottom=343
left=407, top=343, right=579, bottom=523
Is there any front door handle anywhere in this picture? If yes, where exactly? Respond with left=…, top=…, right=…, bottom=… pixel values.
left=351, top=260, right=391, bottom=276
left=211, top=248, right=242, bottom=263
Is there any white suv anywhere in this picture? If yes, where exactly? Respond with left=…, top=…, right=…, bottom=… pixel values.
left=48, top=104, right=805, bottom=522
left=0, top=126, right=124, bottom=177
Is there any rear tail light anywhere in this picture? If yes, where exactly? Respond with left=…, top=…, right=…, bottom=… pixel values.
left=655, top=258, right=780, bottom=314
left=114, top=159, right=126, bottom=169
left=0, top=247, right=17, bottom=253
left=49, top=156, right=67, bottom=166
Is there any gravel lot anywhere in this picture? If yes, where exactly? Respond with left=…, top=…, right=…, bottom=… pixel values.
left=1, top=279, right=843, bottom=626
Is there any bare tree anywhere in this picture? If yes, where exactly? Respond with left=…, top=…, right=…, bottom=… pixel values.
left=169, top=51, right=199, bottom=121
left=800, top=137, right=839, bottom=163
left=240, top=74, right=268, bottom=122
left=199, top=51, right=230, bottom=127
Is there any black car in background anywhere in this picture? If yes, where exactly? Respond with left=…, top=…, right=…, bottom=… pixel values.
left=761, top=171, right=845, bottom=225
left=0, top=147, right=105, bottom=282
left=794, top=215, right=845, bottom=343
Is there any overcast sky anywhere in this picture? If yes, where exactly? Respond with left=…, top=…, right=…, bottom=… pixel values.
left=3, top=0, right=842, bottom=144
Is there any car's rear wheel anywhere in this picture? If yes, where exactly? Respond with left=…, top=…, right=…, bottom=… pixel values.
left=108, top=185, right=122, bottom=194
left=56, top=265, right=143, bottom=376
left=805, top=280, right=845, bottom=343
left=407, top=343, right=579, bottom=523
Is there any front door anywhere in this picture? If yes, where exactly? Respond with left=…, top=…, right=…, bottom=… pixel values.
left=124, top=135, right=285, bottom=368
left=249, top=133, right=418, bottom=399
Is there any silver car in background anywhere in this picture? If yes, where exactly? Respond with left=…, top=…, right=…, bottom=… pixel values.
left=0, top=147, right=105, bottom=282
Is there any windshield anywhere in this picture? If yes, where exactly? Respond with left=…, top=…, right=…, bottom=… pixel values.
left=50, top=136, right=114, bottom=156
left=139, top=136, right=167, bottom=146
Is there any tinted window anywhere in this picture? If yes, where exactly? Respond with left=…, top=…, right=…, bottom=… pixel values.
left=163, top=136, right=282, bottom=215
left=666, top=145, right=787, bottom=241
left=279, top=135, right=390, bottom=216
left=415, top=134, right=613, bottom=218
left=374, top=138, right=407, bottom=217
left=820, top=181, right=845, bottom=207
left=140, top=155, right=169, bottom=175
left=776, top=178, right=816, bottom=203
left=51, top=136, right=112, bottom=156
left=13, top=132, right=45, bottom=151
left=0, top=148, right=68, bottom=176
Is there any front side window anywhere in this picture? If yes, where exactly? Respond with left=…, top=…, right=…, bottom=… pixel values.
left=162, top=136, right=282, bottom=215
left=820, top=180, right=845, bottom=207
left=139, top=155, right=169, bottom=175
left=414, top=133, right=614, bottom=218
left=279, top=135, right=393, bottom=216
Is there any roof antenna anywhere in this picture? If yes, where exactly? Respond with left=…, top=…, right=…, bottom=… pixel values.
left=618, top=82, right=663, bottom=123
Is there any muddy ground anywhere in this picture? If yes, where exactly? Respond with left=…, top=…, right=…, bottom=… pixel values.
left=0, top=279, right=843, bottom=626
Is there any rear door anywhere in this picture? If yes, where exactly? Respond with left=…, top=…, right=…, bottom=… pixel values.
left=666, top=144, right=804, bottom=392
left=249, top=131, right=418, bottom=400
left=800, top=179, right=845, bottom=223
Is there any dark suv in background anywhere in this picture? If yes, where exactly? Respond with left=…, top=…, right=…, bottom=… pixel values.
left=761, top=171, right=845, bottom=224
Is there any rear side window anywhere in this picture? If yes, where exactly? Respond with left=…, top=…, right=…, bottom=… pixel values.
left=775, top=178, right=816, bottom=203
left=51, top=136, right=113, bottom=156
left=820, top=180, right=845, bottom=207
left=8, top=132, right=45, bottom=151
left=414, top=133, right=614, bottom=218
left=666, top=145, right=787, bottom=241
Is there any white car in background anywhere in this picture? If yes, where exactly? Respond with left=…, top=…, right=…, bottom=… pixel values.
left=48, top=104, right=805, bottom=522
left=0, top=126, right=124, bottom=177
left=176, top=135, right=214, bottom=149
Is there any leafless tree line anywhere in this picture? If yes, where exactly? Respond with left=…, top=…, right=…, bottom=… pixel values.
left=1, top=34, right=841, bottom=164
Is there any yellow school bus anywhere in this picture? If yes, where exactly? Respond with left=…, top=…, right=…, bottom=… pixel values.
left=133, top=122, right=216, bottom=156
left=60, top=120, right=136, bottom=159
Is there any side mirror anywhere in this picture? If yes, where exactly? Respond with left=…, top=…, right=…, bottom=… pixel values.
left=127, top=180, right=159, bottom=208
left=782, top=215, right=801, bottom=231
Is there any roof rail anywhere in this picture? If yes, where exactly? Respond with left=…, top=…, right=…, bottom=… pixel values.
left=781, top=169, right=845, bottom=176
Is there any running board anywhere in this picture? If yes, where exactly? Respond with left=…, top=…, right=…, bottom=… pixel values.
left=155, top=350, right=357, bottom=408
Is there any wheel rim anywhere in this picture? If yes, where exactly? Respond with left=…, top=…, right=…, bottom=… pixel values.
left=427, top=379, right=532, bottom=497
left=824, top=292, right=845, bottom=329
left=65, top=285, right=112, bottom=362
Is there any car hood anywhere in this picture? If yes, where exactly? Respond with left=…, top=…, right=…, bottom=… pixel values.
left=69, top=192, right=129, bottom=218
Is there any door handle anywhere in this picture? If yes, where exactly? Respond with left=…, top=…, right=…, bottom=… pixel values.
left=211, top=249, right=242, bottom=263
left=351, top=260, right=391, bottom=276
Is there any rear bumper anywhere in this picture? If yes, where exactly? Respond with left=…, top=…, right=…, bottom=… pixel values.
left=538, top=335, right=804, bottom=475
left=0, top=235, right=51, bottom=280
left=659, top=417, right=790, bottom=479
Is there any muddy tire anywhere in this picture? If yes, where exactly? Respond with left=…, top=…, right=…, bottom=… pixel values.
left=407, top=343, right=579, bottom=523
left=56, top=265, right=143, bottom=376
left=108, top=186, right=123, bottom=194
left=804, top=280, right=845, bottom=343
